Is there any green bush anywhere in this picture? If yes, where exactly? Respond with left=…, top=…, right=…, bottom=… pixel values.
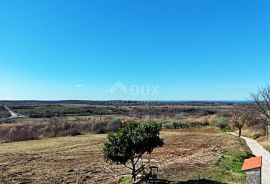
left=103, top=122, right=164, bottom=181
left=162, top=120, right=209, bottom=129
left=215, top=118, right=229, bottom=130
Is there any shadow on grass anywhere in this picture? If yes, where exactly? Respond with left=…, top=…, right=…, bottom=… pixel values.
left=176, top=179, right=226, bottom=184
left=142, top=179, right=225, bottom=184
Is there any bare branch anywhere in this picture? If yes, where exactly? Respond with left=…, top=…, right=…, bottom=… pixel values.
left=124, top=163, right=133, bottom=170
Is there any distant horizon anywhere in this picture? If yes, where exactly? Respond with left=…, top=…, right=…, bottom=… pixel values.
left=0, top=99, right=250, bottom=103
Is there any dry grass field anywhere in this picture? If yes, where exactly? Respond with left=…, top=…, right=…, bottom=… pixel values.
left=0, top=127, right=250, bottom=184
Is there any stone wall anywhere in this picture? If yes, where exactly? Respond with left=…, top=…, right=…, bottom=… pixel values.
left=246, top=168, right=261, bottom=184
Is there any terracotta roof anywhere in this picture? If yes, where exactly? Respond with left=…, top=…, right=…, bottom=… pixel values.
left=242, top=156, right=262, bottom=171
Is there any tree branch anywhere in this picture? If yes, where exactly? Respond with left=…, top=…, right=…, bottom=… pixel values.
left=124, top=163, right=133, bottom=170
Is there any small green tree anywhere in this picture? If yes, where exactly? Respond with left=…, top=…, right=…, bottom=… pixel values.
left=103, top=122, right=164, bottom=181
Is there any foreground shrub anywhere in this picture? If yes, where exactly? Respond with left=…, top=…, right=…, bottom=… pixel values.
left=104, top=122, right=164, bottom=181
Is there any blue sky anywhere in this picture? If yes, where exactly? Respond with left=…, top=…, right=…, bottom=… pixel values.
left=0, top=0, right=269, bottom=101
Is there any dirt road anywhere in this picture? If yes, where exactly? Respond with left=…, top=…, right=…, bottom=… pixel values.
left=241, top=136, right=270, bottom=184
left=4, top=106, right=18, bottom=118
left=4, top=106, right=25, bottom=119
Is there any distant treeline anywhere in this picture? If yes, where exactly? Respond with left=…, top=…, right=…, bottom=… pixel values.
left=10, top=104, right=220, bottom=118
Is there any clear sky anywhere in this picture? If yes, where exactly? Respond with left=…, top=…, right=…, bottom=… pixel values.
left=0, top=0, right=269, bottom=101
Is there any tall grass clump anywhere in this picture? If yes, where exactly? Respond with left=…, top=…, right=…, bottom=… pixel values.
left=214, top=118, right=230, bottom=131
left=161, top=120, right=209, bottom=129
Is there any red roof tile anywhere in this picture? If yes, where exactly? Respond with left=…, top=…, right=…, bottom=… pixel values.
left=242, top=156, right=262, bottom=171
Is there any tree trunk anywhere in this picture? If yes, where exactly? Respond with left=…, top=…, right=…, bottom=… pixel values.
left=238, top=128, right=242, bottom=137
left=131, top=159, right=136, bottom=181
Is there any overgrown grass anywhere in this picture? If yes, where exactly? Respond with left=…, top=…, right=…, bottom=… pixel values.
left=0, top=118, right=123, bottom=142
left=264, top=146, right=270, bottom=152
left=204, top=149, right=251, bottom=183
left=119, top=176, right=133, bottom=184
left=257, top=137, right=270, bottom=152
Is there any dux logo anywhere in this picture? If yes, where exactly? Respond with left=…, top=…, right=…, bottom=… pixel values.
left=109, top=81, right=128, bottom=94
left=108, top=81, right=160, bottom=96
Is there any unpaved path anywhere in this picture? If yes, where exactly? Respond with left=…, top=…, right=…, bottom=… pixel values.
left=241, top=136, right=270, bottom=184
left=4, top=106, right=18, bottom=118
left=4, top=105, right=25, bottom=119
